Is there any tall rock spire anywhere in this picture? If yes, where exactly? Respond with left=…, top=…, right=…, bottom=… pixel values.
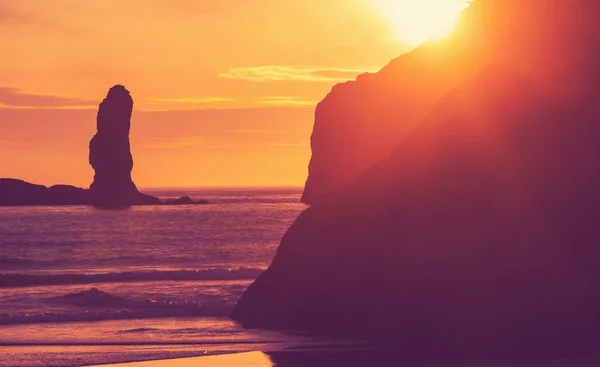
left=89, top=85, right=157, bottom=207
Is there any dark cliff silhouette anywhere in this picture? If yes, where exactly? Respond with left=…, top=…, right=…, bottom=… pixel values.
left=302, top=36, right=467, bottom=205
left=233, top=0, right=600, bottom=364
left=0, top=86, right=207, bottom=207
left=88, top=85, right=159, bottom=207
left=301, top=0, right=600, bottom=205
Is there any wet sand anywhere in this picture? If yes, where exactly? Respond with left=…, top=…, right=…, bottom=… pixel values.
left=93, top=351, right=272, bottom=367
left=92, top=349, right=600, bottom=367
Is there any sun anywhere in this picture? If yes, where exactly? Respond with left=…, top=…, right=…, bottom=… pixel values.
left=370, top=0, right=470, bottom=45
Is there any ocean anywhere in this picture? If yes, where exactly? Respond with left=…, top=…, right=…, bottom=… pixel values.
left=4, top=188, right=599, bottom=367
left=0, top=188, right=310, bottom=367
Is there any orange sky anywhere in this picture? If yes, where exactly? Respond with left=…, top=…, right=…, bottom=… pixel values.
left=0, top=0, right=464, bottom=187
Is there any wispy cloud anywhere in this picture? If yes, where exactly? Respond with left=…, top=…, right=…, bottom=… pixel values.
left=0, top=2, right=75, bottom=31
left=150, top=97, right=235, bottom=104
left=144, top=136, right=243, bottom=149
left=0, top=3, right=33, bottom=25
left=219, top=66, right=374, bottom=82
left=156, top=0, right=245, bottom=15
left=0, top=87, right=96, bottom=108
left=226, top=129, right=289, bottom=135
left=270, top=142, right=308, bottom=147
left=254, top=96, right=318, bottom=107
left=144, top=136, right=207, bottom=149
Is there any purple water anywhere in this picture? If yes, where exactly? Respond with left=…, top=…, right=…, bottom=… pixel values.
left=0, top=188, right=308, bottom=366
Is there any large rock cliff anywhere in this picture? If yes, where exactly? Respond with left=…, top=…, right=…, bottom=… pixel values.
left=301, top=0, right=599, bottom=205
left=302, top=38, right=468, bottom=204
left=89, top=85, right=159, bottom=207
left=233, top=0, right=600, bottom=363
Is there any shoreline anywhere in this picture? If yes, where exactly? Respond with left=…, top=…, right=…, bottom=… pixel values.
left=89, top=349, right=600, bottom=367
left=89, top=351, right=273, bottom=367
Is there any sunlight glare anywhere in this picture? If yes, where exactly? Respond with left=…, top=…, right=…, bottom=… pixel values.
left=370, top=0, right=470, bottom=45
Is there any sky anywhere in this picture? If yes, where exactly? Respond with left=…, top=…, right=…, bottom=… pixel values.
left=0, top=0, right=465, bottom=187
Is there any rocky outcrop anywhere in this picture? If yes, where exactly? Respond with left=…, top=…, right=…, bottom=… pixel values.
left=0, top=179, right=89, bottom=206
left=302, top=39, right=468, bottom=205
left=301, top=0, right=599, bottom=205
left=1, top=86, right=207, bottom=207
left=233, top=0, right=600, bottom=363
left=163, top=196, right=209, bottom=205
left=0, top=178, right=208, bottom=207
left=88, top=85, right=159, bottom=207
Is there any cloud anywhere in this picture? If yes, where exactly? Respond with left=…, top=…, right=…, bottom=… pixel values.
left=0, top=2, right=64, bottom=29
left=150, top=97, right=235, bottom=104
left=144, top=136, right=243, bottom=149
left=0, top=3, right=30, bottom=24
left=254, top=96, right=318, bottom=107
left=219, top=66, right=374, bottom=82
left=270, top=142, right=309, bottom=147
left=144, top=135, right=207, bottom=149
left=156, top=0, right=244, bottom=15
left=0, top=87, right=96, bottom=108
left=226, top=129, right=289, bottom=135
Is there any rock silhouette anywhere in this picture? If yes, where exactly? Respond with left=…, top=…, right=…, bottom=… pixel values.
left=301, top=0, right=600, bottom=205
left=302, top=38, right=468, bottom=205
left=163, top=196, right=210, bottom=205
left=0, top=86, right=207, bottom=207
left=0, top=179, right=89, bottom=206
left=88, top=85, right=159, bottom=207
left=233, top=0, right=600, bottom=364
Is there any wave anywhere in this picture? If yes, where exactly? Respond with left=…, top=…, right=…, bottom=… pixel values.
left=0, top=267, right=264, bottom=288
left=0, top=288, right=235, bottom=325
left=0, top=255, right=264, bottom=273
left=0, top=257, right=37, bottom=266
left=116, top=327, right=242, bottom=335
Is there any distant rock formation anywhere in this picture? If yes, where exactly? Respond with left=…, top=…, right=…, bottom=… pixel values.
left=163, top=196, right=210, bottom=205
left=0, top=179, right=89, bottom=206
left=233, top=0, right=600, bottom=363
left=0, top=86, right=207, bottom=207
left=88, top=85, right=159, bottom=207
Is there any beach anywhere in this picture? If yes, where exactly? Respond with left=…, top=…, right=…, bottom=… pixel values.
left=94, top=352, right=273, bottom=367
left=92, top=350, right=600, bottom=367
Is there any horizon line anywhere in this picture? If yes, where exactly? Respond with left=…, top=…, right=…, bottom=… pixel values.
left=138, top=185, right=304, bottom=189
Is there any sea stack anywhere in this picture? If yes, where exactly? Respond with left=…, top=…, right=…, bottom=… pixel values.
left=89, top=85, right=158, bottom=207
left=0, top=86, right=205, bottom=207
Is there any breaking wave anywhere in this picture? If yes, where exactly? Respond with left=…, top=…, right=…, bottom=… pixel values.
left=0, top=288, right=235, bottom=325
left=0, top=267, right=264, bottom=288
